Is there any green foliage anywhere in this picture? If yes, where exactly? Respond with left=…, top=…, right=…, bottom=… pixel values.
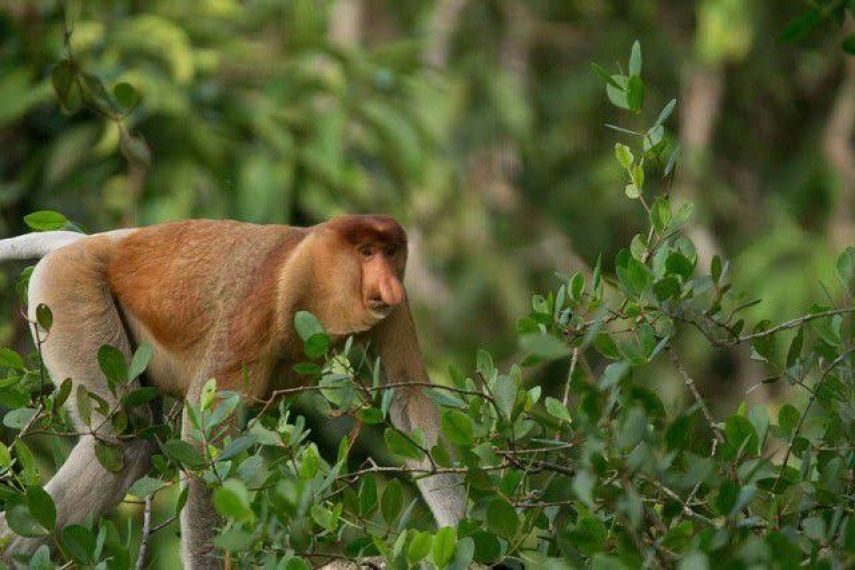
left=1, top=12, right=854, bottom=569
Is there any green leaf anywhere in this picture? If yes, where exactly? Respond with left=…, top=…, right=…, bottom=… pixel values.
left=780, top=8, right=822, bottom=43
left=569, top=272, right=585, bottom=303
left=0, top=442, right=10, bottom=469
left=666, top=252, right=694, bottom=279
left=61, top=525, right=95, bottom=565
left=571, top=515, right=608, bottom=554
left=200, top=377, right=217, bottom=411
left=128, top=343, right=153, bottom=381
left=625, top=183, right=639, bottom=200
left=26, top=486, right=55, bottom=531
left=711, top=255, right=722, bottom=284
left=358, top=475, right=377, bottom=516
left=163, top=440, right=207, bottom=469
left=94, top=441, right=124, bottom=473
left=98, top=345, right=128, bottom=386
left=304, top=333, right=330, bottom=359
left=441, top=410, right=474, bottom=446
left=15, top=441, right=38, bottom=485
left=407, top=531, right=432, bottom=564
left=653, top=276, right=681, bottom=301
left=519, top=333, right=567, bottom=360
left=4, top=407, right=36, bottom=430
left=128, top=476, right=168, bottom=497
left=626, top=75, right=644, bottom=113
left=778, top=404, right=800, bottom=435
left=615, top=143, right=634, bottom=168
left=384, top=428, right=424, bottom=461
left=76, top=385, right=92, bottom=426
left=606, top=74, right=630, bottom=110
left=6, top=503, right=49, bottom=538
left=653, top=98, right=677, bottom=127
left=433, top=526, right=457, bottom=568
left=650, top=197, right=671, bottom=233
left=493, top=374, right=517, bottom=420
left=55, top=377, right=73, bottom=407
left=51, top=59, right=77, bottom=109
left=121, top=387, right=159, bottom=409
left=470, top=530, right=501, bottom=564
left=24, top=211, right=68, bottom=232
left=213, top=479, right=251, bottom=519
left=113, top=81, right=139, bottom=110
left=294, top=311, right=325, bottom=340
left=545, top=397, right=572, bottom=423
left=786, top=328, right=803, bottom=367
left=486, top=498, right=519, bottom=539
left=35, top=303, right=53, bottom=332
left=836, top=246, right=855, bottom=291
left=843, top=34, right=855, bottom=55
left=381, top=479, right=403, bottom=524
left=299, top=445, right=319, bottom=479
left=628, top=40, right=642, bottom=77
left=0, top=347, right=25, bottom=370
left=590, top=63, right=623, bottom=89
left=29, top=545, right=54, bottom=570
left=616, top=256, right=652, bottom=296
left=725, top=415, right=758, bottom=456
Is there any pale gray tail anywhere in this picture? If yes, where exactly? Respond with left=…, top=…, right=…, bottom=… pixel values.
left=0, top=232, right=86, bottom=262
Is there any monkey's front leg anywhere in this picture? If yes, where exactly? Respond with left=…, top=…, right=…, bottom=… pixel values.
left=373, top=304, right=467, bottom=528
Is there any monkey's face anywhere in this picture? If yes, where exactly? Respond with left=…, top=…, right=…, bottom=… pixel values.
left=356, top=240, right=405, bottom=321
left=316, top=215, right=409, bottom=334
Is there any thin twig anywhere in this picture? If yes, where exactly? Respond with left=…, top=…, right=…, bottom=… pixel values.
left=666, top=345, right=723, bottom=443
left=134, top=495, right=153, bottom=570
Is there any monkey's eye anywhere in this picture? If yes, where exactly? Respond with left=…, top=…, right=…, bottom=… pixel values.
left=358, top=245, right=374, bottom=258
left=384, top=246, right=396, bottom=257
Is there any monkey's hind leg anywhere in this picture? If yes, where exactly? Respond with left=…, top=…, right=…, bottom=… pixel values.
left=0, top=248, right=156, bottom=563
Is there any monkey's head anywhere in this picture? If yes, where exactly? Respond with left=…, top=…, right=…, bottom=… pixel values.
left=314, top=215, right=408, bottom=334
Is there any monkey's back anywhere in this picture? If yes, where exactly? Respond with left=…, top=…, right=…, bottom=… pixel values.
left=107, top=220, right=307, bottom=357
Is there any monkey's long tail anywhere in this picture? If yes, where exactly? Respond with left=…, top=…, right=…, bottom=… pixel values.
left=0, top=231, right=87, bottom=261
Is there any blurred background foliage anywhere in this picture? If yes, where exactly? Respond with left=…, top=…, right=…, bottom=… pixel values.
left=0, top=0, right=852, bottom=564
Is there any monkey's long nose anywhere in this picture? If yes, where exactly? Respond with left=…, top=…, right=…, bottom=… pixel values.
left=378, top=276, right=404, bottom=307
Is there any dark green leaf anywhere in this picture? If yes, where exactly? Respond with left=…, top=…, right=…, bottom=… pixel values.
left=61, top=525, right=95, bottom=565
left=486, top=498, right=519, bottom=539
left=26, top=486, right=55, bottom=531
left=121, top=387, right=159, bottom=408
left=98, top=345, right=128, bottom=386
left=213, top=479, right=251, bottom=519
left=94, top=441, right=124, bottom=473
left=35, top=303, right=53, bottom=332
left=6, top=503, right=48, bottom=538
left=626, top=75, right=644, bottom=113
left=163, top=440, right=207, bottom=469
left=128, top=476, right=168, bottom=497
left=433, top=526, right=457, bottom=567
left=384, top=428, right=424, bottom=461
left=0, top=347, right=25, bottom=370
left=113, top=81, right=139, bottom=110
left=381, top=479, right=403, bottom=524
left=441, top=410, right=474, bottom=446
left=128, top=343, right=153, bottom=381
left=780, top=8, right=822, bottom=42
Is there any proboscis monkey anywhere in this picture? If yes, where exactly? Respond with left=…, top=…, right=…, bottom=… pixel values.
left=0, top=216, right=465, bottom=568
